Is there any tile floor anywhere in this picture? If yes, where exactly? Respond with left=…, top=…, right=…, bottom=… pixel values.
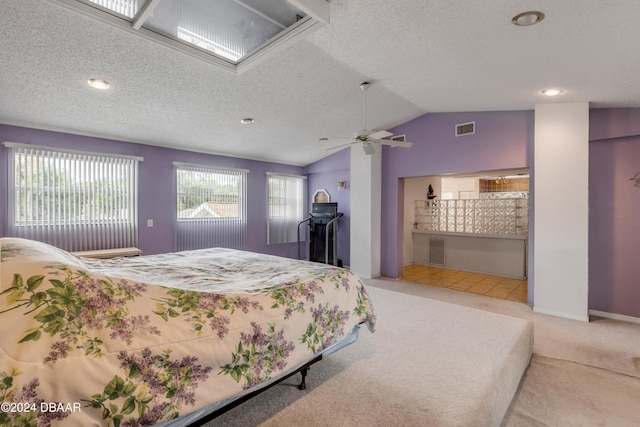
left=403, top=264, right=528, bottom=303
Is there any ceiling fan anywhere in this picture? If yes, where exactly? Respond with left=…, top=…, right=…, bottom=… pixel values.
left=325, top=82, right=414, bottom=155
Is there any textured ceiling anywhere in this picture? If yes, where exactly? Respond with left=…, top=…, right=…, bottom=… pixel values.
left=1, top=0, right=640, bottom=166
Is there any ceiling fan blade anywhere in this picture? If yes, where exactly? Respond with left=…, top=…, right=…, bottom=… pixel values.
left=326, top=141, right=356, bottom=151
left=375, top=139, right=414, bottom=148
left=369, top=130, right=393, bottom=139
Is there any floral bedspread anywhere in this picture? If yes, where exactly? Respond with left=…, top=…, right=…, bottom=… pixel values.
left=0, top=238, right=376, bottom=427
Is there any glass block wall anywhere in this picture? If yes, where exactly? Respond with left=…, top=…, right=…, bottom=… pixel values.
left=414, top=198, right=528, bottom=236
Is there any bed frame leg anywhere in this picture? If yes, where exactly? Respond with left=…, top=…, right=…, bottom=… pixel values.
left=298, top=366, right=309, bottom=390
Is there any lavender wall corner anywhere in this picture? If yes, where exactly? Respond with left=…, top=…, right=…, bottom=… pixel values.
left=304, top=148, right=351, bottom=266
left=589, top=108, right=640, bottom=318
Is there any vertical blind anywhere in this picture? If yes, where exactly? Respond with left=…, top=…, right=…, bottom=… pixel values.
left=175, top=162, right=248, bottom=251
left=4, top=142, right=140, bottom=252
left=267, top=172, right=306, bottom=245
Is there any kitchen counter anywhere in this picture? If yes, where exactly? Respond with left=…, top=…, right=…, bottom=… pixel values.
left=412, top=231, right=527, bottom=279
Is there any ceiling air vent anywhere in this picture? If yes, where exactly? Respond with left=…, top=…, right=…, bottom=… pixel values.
left=455, top=121, right=475, bottom=137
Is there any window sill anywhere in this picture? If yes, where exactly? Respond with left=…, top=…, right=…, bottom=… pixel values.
left=73, top=247, right=142, bottom=259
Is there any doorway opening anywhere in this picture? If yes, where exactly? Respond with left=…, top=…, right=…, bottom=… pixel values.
left=402, top=168, right=530, bottom=303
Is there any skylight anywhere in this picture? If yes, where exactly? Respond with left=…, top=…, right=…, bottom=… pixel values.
left=177, top=26, right=243, bottom=62
left=88, top=0, right=140, bottom=18
left=51, top=0, right=329, bottom=72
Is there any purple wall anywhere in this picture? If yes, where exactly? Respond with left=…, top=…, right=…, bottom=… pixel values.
left=381, top=111, right=534, bottom=278
left=304, top=148, right=351, bottom=266
left=0, top=124, right=304, bottom=258
left=589, top=109, right=640, bottom=318
left=589, top=108, right=640, bottom=142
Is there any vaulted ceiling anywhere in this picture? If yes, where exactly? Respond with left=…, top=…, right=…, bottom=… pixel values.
left=1, top=0, right=639, bottom=166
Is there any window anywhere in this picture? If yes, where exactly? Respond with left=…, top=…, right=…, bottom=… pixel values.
left=267, top=172, right=306, bottom=245
left=175, top=162, right=247, bottom=250
left=4, top=142, right=141, bottom=251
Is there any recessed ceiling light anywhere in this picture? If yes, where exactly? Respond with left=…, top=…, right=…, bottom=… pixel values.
left=541, top=88, right=563, bottom=96
left=87, top=78, right=111, bottom=90
left=512, top=11, right=545, bottom=26
left=240, top=118, right=255, bottom=124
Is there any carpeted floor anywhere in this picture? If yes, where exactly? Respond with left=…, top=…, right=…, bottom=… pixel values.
left=204, top=278, right=640, bottom=427
left=504, top=355, right=640, bottom=426
left=373, top=279, right=640, bottom=427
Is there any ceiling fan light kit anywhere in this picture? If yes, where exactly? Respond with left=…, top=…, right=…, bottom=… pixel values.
left=362, top=142, right=376, bottom=155
left=326, top=82, right=414, bottom=155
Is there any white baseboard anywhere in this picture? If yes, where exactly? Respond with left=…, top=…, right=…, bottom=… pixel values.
left=532, top=306, right=589, bottom=322
left=589, top=309, right=640, bottom=325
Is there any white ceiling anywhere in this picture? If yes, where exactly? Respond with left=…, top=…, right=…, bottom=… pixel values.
left=1, top=0, right=640, bottom=166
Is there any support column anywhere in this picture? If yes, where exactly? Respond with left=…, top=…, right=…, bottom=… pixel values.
left=533, top=102, right=589, bottom=321
left=349, top=144, right=381, bottom=279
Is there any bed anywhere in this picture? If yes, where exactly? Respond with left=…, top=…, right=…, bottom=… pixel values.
left=0, top=237, right=376, bottom=426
